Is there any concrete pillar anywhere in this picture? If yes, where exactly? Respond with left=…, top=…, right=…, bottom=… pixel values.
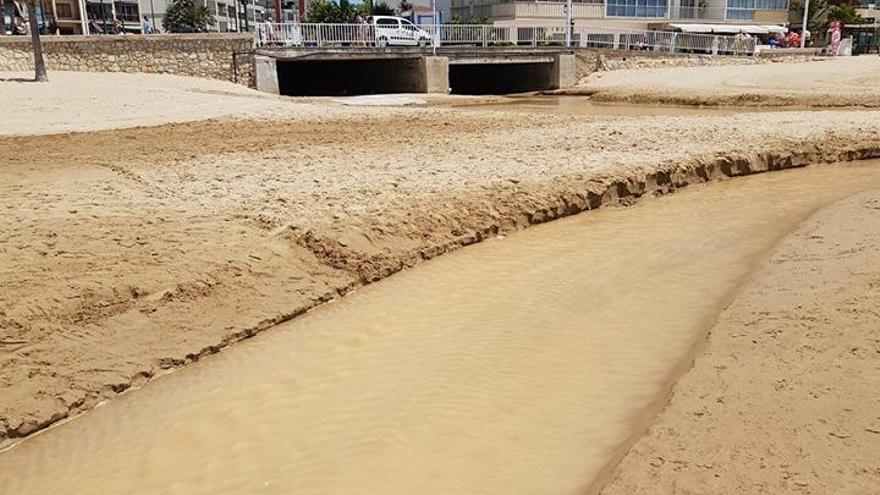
left=255, top=55, right=279, bottom=94
left=421, top=56, right=449, bottom=94
left=549, top=53, right=576, bottom=90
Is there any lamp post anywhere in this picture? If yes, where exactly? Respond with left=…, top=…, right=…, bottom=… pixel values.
left=565, top=0, right=572, bottom=47
left=78, top=0, right=88, bottom=33
left=99, top=0, right=107, bottom=31
left=149, top=0, right=155, bottom=32
left=800, top=0, right=809, bottom=48
left=431, top=0, right=437, bottom=51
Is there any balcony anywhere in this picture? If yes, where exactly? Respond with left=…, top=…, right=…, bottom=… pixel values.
left=489, top=1, right=605, bottom=20
left=667, top=5, right=728, bottom=21
left=462, top=0, right=790, bottom=23
left=856, top=2, right=880, bottom=19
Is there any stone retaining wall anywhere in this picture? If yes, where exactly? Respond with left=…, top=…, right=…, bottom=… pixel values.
left=574, top=48, right=821, bottom=79
left=0, top=34, right=255, bottom=86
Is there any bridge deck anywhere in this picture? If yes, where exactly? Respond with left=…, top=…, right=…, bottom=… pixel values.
left=258, top=46, right=571, bottom=65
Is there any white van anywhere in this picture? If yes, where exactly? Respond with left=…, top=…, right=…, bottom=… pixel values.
left=372, top=16, right=433, bottom=47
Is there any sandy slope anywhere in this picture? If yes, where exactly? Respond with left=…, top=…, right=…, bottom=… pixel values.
left=571, top=57, right=880, bottom=107
left=0, top=71, right=327, bottom=136
left=601, top=189, right=880, bottom=494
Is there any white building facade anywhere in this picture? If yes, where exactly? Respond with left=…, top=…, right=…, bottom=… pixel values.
left=450, top=0, right=790, bottom=31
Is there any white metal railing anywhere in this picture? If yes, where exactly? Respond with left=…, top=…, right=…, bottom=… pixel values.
left=572, top=25, right=757, bottom=54
left=255, top=22, right=758, bottom=55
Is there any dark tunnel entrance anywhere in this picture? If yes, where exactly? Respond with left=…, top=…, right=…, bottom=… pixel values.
left=449, top=62, right=555, bottom=95
left=277, top=58, right=427, bottom=96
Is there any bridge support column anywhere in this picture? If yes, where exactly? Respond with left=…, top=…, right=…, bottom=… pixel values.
left=421, top=56, right=450, bottom=94
left=549, top=53, right=576, bottom=90
left=255, top=55, right=279, bottom=95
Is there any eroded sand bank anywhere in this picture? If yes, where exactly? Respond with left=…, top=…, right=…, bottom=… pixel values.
left=3, top=106, right=880, bottom=444
left=2, top=163, right=878, bottom=495
left=2, top=67, right=880, bottom=455
left=601, top=189, right=880, bottom=494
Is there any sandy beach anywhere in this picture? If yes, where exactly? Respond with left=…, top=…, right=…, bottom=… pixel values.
left=570, top=57, right=880, bottom=107
left=2, top=62, right=879, bottom=492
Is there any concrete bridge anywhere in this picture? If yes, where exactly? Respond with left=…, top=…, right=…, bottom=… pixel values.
left=254, top=47, right=576, bottom=96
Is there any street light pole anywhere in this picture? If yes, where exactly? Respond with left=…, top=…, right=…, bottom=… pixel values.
left=565, top=0, right=572, bottom=47
left=149, top=0, right=156, bottom=32
left=431, top=0, right=437, bottom=52
left=99, top=0, right=107, bottom=31
left=78, top=0, right=88, bottom=33
left=800, top=0, right=809, bottom=48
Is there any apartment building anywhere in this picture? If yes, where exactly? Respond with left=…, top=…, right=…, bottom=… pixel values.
left=451, top=0, right=789, bottom=31
left=2, top=0, right=87, bottom=34
left=141, top=0, right=262, bottom=32
left=856, top=0, right=879, bottom=21
left=1, top=0, right=293, bottom=35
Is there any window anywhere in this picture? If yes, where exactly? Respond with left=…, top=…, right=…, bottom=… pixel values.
left=114, top=1, right=139, bottom=22
left=754, top=0, right=787, bottom=9
left=377, top=18, right=399, bottom=26
left=726, top=0, right=757, bottom=18
left=606, top=0, right=668, bottom=17
left=56, top=2, right=73, bottom=18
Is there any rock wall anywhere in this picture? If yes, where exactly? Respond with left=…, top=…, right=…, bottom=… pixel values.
left=574, top=48, right=820, bottom=79
left=0, top=34, right=255, bottom=86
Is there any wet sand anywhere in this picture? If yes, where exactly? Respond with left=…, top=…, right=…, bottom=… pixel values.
left=602, top=188, right=880, bottom=494
left=2, top=164, right=879, bottom=495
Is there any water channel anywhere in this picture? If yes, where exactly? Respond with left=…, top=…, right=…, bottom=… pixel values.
left=2, top=162, right=879, bottom=495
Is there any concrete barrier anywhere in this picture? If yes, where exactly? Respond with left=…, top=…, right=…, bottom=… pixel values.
left=255, top=55, right=279, bottom=94
left=422, top=56, right=450, bottom=94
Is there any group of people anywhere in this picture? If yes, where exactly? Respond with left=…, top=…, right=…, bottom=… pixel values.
left=4, top=18, right=61, bottom=35
left=87, top=16, right=153, bottom=34
left=765, top=30, right=806, bottom=49
left=88, top=18, right=124, bottom=34
left=11, top=19, right=28, bottom=35
left=3, top=14, right=154, bottom=36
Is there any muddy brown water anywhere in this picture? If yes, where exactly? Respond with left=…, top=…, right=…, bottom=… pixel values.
left=462, top=95, right=821, bottom=116
left=2, top=162, right=880, bottom=495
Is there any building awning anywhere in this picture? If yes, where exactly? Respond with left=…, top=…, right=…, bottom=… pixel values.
left=668, top=23, right=788, bottom=35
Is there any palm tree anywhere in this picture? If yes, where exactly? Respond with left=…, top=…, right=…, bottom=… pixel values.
left=791, top=0, right=863, bottom=43
left=26, top=0, right=48, bottom=82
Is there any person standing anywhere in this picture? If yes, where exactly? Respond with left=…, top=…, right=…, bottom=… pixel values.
left=827, top=19, right=842, bottom=56
left=355, top=13, right=367, bottom=46
left=142, top=16, right=153, bottom=34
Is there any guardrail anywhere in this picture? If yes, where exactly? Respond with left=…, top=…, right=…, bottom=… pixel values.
left=255, top=23, right=758, bottom=55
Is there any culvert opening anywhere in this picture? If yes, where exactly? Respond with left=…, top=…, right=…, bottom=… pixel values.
left=277, top=58, right=426, bottom=96
left=449, top=62, right=554, bottom=95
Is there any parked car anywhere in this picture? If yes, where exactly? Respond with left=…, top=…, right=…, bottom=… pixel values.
left=372, top=16, right=432, bottom=47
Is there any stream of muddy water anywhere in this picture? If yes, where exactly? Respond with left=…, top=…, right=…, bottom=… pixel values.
left=2, top=162, right=880, bottom=495
left=457, top=95, right=806, bottom=116
left=466, top=95, right=745, bottom=116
